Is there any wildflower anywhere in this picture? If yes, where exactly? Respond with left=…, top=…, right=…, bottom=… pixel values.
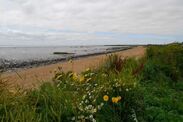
left=72, top=73, right=78, bottom=80
left=92, top=108, right=97, bottom=113
left=112, top=96, right=122, bottom=103
left=85, top=99, right=89, bottom=104
left=71, top=117, right=75, bottom=121
left=103, top=95, right=109, bottom=101
left=100, top=102, right=104, bottom=106
left=79, top=75, right=85, bottom=83
left=112, top=97, right=119, bottom=103
left=82, top=95, right=86, bottom=100
left=79, top=103, right=82, bottom=106
left=89, top=115, right=94, bottom=119
left=92, top=118, right=96, bottom=122
left=97, top=105, right=102, bottom=110
left=88, top=105, right=93, bottom=109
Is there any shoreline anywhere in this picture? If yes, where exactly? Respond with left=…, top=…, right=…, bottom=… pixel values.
left=1, top=46, right=145, bottom=89
left=0, top=46, right=135, bottom=73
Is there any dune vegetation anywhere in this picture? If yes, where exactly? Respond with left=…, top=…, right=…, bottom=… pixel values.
left=0, top=43, right=183, bottom=122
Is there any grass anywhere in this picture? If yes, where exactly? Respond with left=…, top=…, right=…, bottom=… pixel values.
left=140, top=43, right=183, bottom=122
left=0, top=43, right=183, bottom=122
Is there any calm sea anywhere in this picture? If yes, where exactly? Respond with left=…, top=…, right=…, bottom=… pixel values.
left=0, top=45, right=130, bottom=70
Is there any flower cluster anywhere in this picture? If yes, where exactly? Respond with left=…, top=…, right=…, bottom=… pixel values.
left=112, top=96, right=122, bottom=103
left=72, top=73, right=85, bottom=83
left=54, top=66, right=139, bottom=122
left=103, top=95, right=122, bottom=103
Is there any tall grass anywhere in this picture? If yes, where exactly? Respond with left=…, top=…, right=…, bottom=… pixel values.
left=0, top=43, right=182, bottom=122
left=141, top=43, right=183, bottom=121
left=144, top=43, right=183, bottom=82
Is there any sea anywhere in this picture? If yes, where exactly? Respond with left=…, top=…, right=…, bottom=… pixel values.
left=0, top=45, right=131, bottom=71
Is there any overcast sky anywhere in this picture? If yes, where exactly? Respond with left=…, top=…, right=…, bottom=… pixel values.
left=0, top=0, right=183, bottom=45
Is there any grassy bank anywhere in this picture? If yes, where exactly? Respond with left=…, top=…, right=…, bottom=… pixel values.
left=0, top=43, right=183, bottom=122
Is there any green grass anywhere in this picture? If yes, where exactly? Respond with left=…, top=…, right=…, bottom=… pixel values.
left=140, top=43, right=183, bottom=122
left=0, top=43, right=183, bottom=122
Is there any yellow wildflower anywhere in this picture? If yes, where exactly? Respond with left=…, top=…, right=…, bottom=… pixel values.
left=112, top=97, right=119, bottom=103
left=112, top=96, right=122, bottom=103
left=72, top=73, right=78, bottom=81
left=103, top=95, right=109, bottom=101
left=79, top=75, right=85, bottom=83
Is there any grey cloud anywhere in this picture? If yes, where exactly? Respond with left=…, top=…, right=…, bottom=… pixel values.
left=0, top=0, right=183, bottom=35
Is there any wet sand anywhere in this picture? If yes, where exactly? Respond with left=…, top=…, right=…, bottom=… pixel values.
left=1, top=46, right=145, bottom=89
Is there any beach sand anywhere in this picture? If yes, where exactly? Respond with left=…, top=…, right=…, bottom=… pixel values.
left=1, top=46, right=145, bottom=89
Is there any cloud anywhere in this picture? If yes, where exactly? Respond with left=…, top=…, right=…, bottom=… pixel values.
left=0, top=0, right=183, bottom=44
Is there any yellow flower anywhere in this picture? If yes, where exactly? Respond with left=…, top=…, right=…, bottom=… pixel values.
left=112, top=96, right=122, bottom=103
left=79, top=75, right=85, bottom=83
left=112, top=97, right=119, bottom=103
left=103, top=95, right=109, bottom=102
left=72, top=73, right=78, bottom=81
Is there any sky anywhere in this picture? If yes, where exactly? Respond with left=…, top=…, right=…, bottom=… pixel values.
left=0, top=0, right=183, bottom=46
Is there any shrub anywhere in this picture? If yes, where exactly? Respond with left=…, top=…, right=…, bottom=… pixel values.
left=141, top=43, right=183, bottom=122
left=143, top=43, right=183, bottom=83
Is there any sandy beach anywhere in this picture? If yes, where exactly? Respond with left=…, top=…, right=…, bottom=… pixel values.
left=1, top=46, right=145, bottom=89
